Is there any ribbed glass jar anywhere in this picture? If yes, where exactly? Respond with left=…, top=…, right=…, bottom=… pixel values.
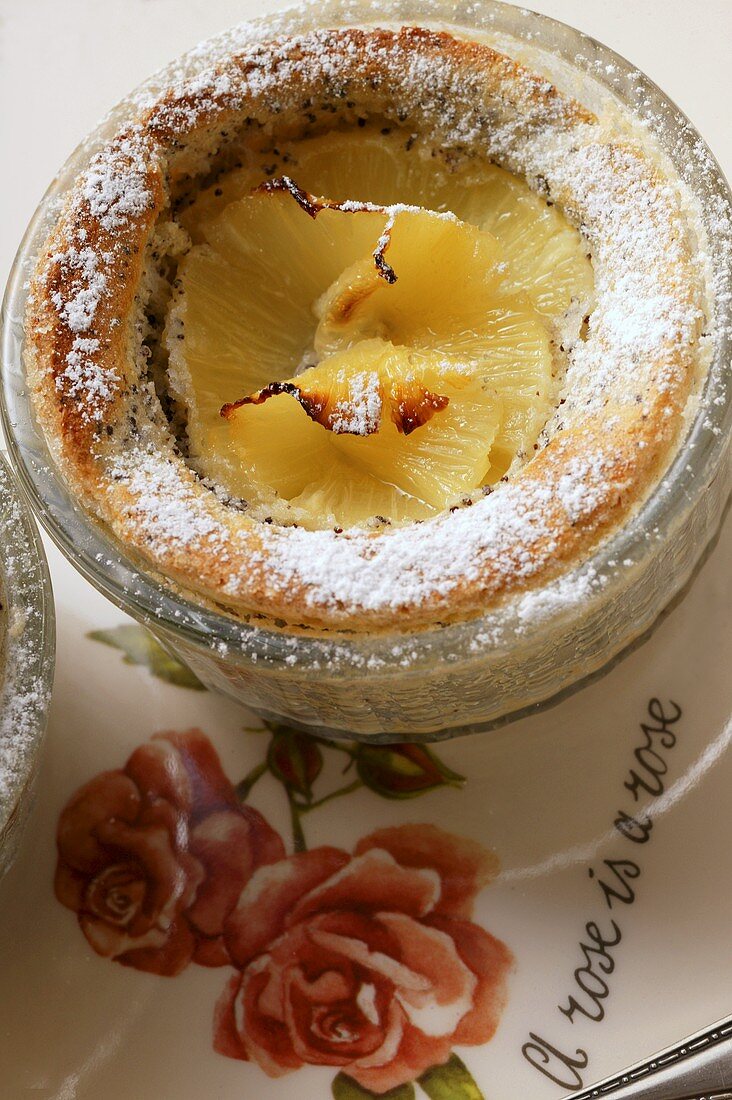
left=0, top=455, right=55, bottom=876
left=2, top=0, right=729, bottom=740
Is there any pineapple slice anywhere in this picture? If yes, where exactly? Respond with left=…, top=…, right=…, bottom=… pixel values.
left=221, top=339, right=501, bottom=528
left=289, top=130, right=594, bottom=322
left=168, top=191, right=553, bottom=505
left=183, top=128, right=593, bottom=321
left=167, top=178, right=567, bottom=527
left=314, top=209, right=505, bottom=353
left=285, top=130, right=452, bottom=211
left=167, top=189, right=387, bottom=490
left=314, top=207, right=554, bottom=477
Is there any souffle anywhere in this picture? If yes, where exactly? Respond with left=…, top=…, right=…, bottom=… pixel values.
left=26, top=27, right=708, bottom=632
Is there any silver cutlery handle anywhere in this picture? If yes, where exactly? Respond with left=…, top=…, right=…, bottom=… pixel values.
left=567, top=1017, right=732, bottom=1100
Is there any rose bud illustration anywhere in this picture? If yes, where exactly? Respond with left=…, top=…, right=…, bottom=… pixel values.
left=355, top=743, right=465, bottom=799
left=266, top=728, right=323, bottom=799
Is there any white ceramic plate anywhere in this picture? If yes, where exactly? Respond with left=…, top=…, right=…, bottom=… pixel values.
left=0, top=3, right=729, bottom=1097
left=0, top=513, right=728, bottom=1100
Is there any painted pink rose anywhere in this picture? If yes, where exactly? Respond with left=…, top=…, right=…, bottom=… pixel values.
left=214, top=824, right=512, bottom=1094
left=54, top=730, right=285, bottom=975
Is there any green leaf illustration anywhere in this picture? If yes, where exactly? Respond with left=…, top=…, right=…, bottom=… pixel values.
left=332, top=1073, right=415, bottom=1099
left=88, top=625, right=205, bottom=690
left=355, top=742, right=465, bottom=799
left=418, top=1054, right=485, bottom=1099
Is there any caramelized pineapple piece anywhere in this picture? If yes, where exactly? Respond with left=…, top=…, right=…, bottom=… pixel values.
left=167, top=190, right=385, bottom=489
left=221, top=340, right=501, bottom=528
left=184, top=128, right=593, bottom=321
left=314, top=208, right=553, bottom=477
left=167, top=166, right=578, bottom=527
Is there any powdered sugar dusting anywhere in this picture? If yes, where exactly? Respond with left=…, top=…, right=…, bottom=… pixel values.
left=556, top=452, right=614, bottom=524
left=49, top=246, right=108, bottom=334
left=246, top=444, right=620, bottom=615
left=330, top=371, right=383, bottom=435
left=39, top=125, right=158, bottom=424
left=545, top=142, right=705, bottom=415
left=81, top=129, right=153, bottom=232
left=110, top=449, right=229, bottom=558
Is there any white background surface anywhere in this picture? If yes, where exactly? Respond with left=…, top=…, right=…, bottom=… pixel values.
left=0, top=3, right=731, bottom=1099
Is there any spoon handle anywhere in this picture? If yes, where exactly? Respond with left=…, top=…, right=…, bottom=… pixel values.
left=567, top=1017, right=732, bottom=1100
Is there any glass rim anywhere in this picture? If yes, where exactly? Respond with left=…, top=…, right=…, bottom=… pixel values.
left=0, top=453, right=55, bottom=842
left=1, top=0, right=730, bottom=674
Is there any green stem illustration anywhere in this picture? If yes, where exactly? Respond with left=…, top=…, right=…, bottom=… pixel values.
left=287, top=787, right=308, bottom=853
left=237, top=720, right=464, bottom=854
left=300, top=779, right=364, bottom=813
left=235, top=760, right=268, bottom=801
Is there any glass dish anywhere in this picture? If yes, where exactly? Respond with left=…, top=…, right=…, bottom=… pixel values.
left=0, top=454, right=55, bottom=877
left=1, top=0, right=730, bottom=741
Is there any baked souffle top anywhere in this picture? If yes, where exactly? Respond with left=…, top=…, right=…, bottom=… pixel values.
left=26, top=27, right=709, bottom=632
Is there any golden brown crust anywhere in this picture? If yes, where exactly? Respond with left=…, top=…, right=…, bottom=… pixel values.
left=25, top=26, right=705, bottom=632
